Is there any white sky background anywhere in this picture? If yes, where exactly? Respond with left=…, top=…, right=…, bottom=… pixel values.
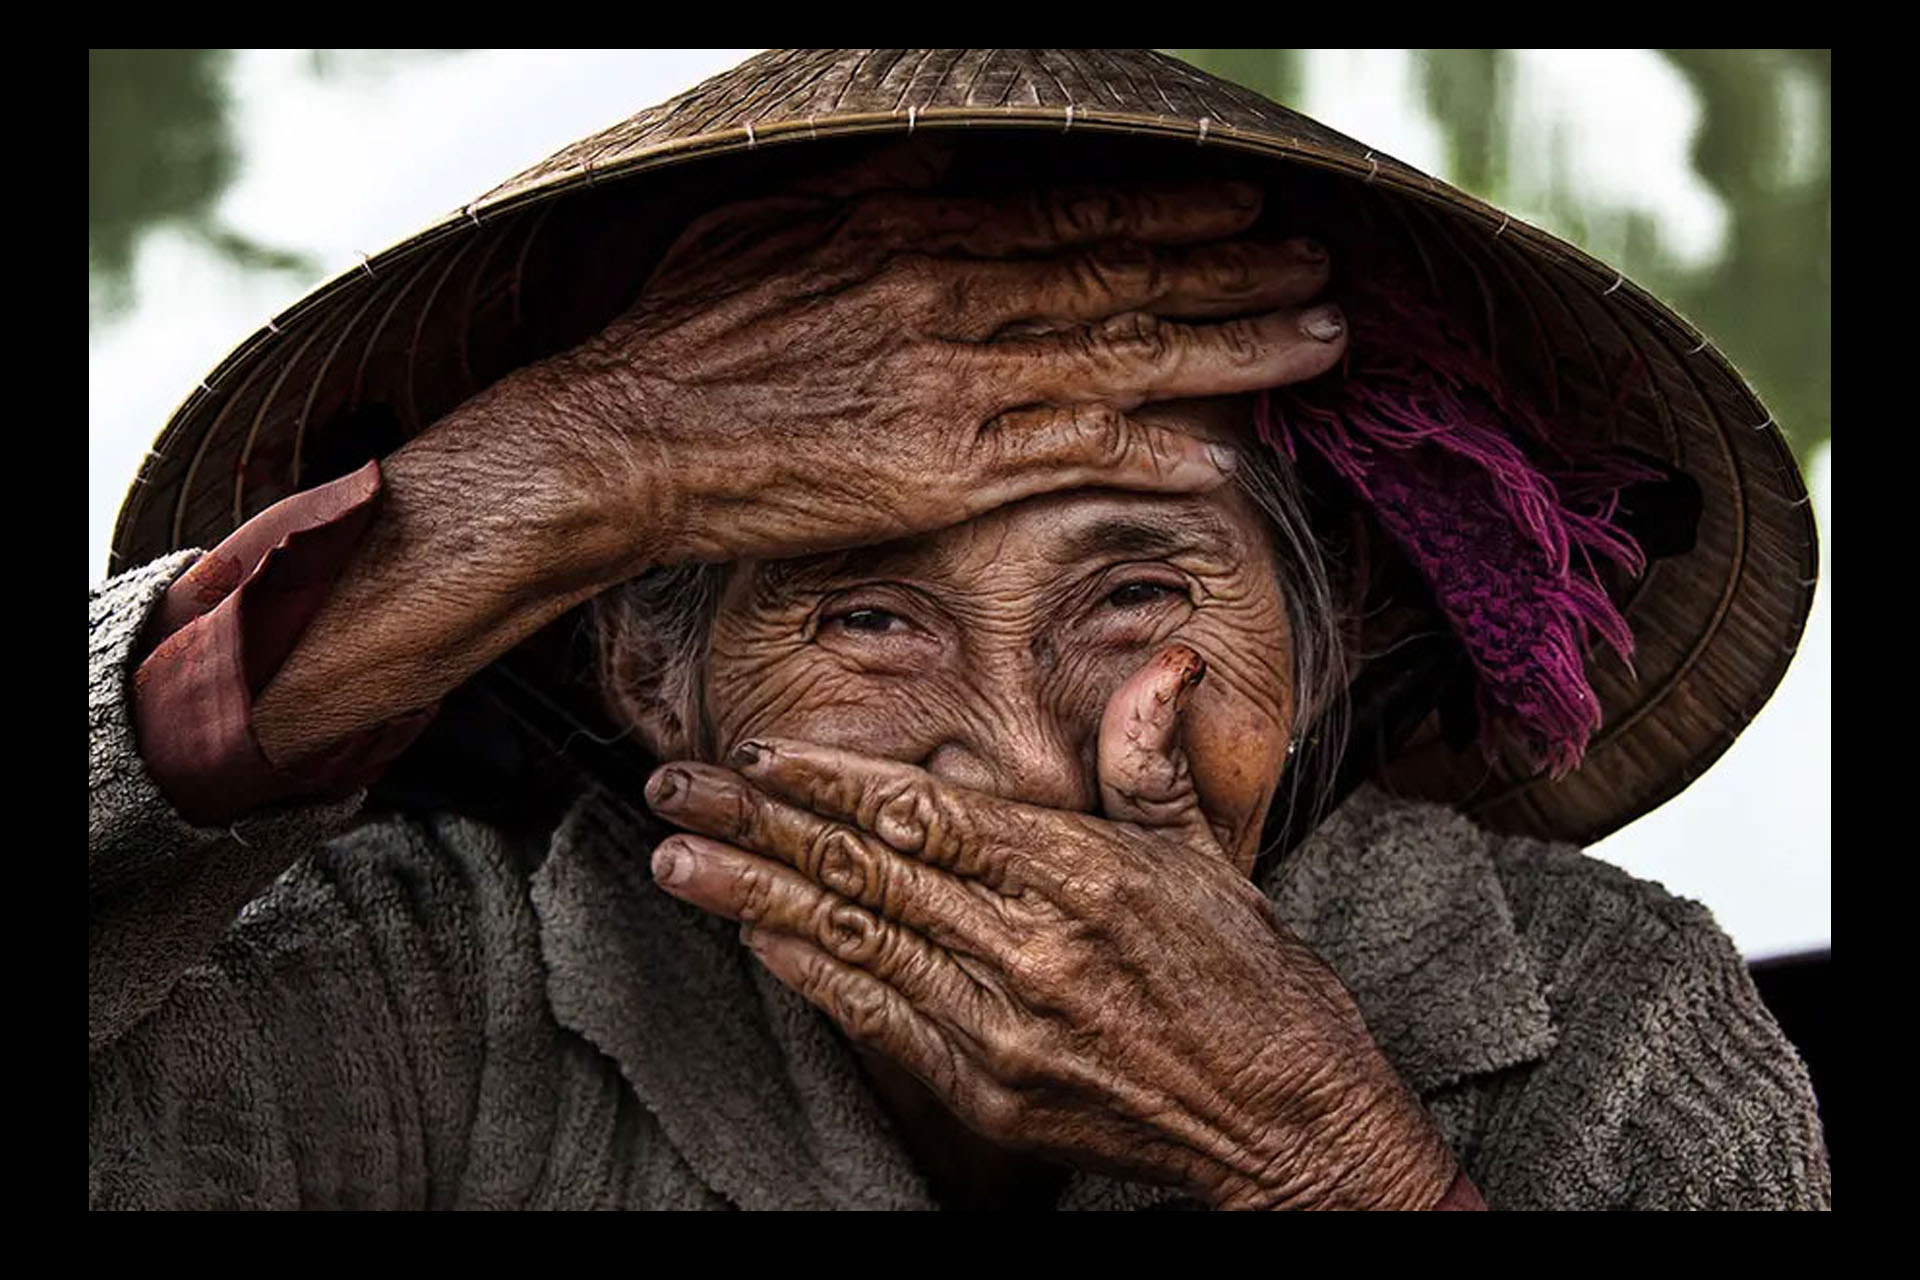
left=87, top=49, right=1829, bottom=960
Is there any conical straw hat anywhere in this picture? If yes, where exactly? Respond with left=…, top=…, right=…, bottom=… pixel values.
left=109, top=50, right=1817, bottom=848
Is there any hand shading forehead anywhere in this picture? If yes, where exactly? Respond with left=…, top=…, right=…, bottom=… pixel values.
left=748, top=490, right=1255, bottom=599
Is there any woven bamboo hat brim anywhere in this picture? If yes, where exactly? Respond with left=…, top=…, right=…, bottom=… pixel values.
left=109, top=49, right=1817, bottom=849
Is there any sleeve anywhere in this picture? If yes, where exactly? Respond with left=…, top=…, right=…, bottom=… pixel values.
left=91, top=531, right=558, bottom=1208
left=89, top=810, right=553, bottom=1210
left=130, top=459, right=434, bottom=827
left=91, top=462, right=435, bottom=1054
left=1471, top=847, right=1831, bottom=1211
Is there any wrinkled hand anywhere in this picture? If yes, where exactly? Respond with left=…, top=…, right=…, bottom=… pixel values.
left=526, top=144, right=1348, bottom=580
left=642, top=644, right=1458, bottom=1209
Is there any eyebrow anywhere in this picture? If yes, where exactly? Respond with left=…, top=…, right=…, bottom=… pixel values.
left=750, top=503, right=1239, bottom=599
left=1050, top=508, right=1236, bottom=564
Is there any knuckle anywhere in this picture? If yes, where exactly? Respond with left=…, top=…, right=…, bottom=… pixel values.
left=1003, top=929, right=1090, bottom=1016
left=1093, top=310, right=1172, bottom=364
left=1080, top=241, right=1158, bottom=300
left=877, top=250, right=939, bottom=299
left=873, top=778, right=938, bottom=854
left=1000, top=940, right=1054, bottom=998
left=983, top=1028, right=1052, bottom=1090
left=1133, top=424, right=1176, bottom=480
left=1058, top=863, right=1123, bottom=914
left=1105, top=848, right=1156, bottom=906
left=835, top=974, right=895, bottom=1044
left=994, top=813, right=1070, bottom=897
left=993, top=848, right=1047, bottom=901
left=721, top=778, right=761, bottom=843
left=970, top=1086, right=1027, bottom=1141
left=1049, top=188, right=1120, bottom=239
left=1081, top=406, right=1133, bottom=468
left=814, top=899, right=883, bottom=966
left=1215, top=316, right=1267, bottom=367
left=809, top=826, right=875, bottom=900
left=1202, top=242, right=1261, bottom=295
left=736, top=864, right=778, bottom=927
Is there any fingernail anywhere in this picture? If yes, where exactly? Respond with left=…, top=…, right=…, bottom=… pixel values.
left=1175, top=654, right=1208, bottom=710
left=1226, top=181, right=1262, bottom=211
left=652, top=841, right=692, bottom=887
left=1302, top=305, right=1344, bottom=342
left=1292, top=236, right=1328, bottom=264
left=646, top=768, right=688, bottom=808
left=1207, top=443, right=1239, bottom=475
left=729, top=741, right=767, bottom=770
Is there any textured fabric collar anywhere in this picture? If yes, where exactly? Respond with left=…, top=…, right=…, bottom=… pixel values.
left=1262, top=784, right=1558, bottom=1096
left=528, top=781, right=1556, bottom=1210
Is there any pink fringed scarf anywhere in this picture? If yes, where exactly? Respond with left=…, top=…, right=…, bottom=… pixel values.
left=1256, top=267, right=1657, bottom=778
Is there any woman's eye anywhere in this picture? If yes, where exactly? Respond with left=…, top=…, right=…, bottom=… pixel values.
left=1105, top=581, right=1182, bottom=610
left=831, top=608, right=908, bottom=634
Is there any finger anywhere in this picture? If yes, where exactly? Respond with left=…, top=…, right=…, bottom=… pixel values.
left=653, top=140, right=959, bottom=280
left=967, top=303, right=1348, bottom=411
left=839, top=180, right=1265, bottom=258
left=646, top=194, right=840, bottom=291
left=777, top=138, right=958, bottom=199
left=1097, top=644, right=1211, bottom=835
left=933, top=237, right=1331, bottom=342
left=644, top=763, right=1012, bottom=956
left=742, top=925, right=965, bottom=1100
left=650, top=833, right=989, bottom=1019
left=724, top=739, right=1045, bottom=895
left=961, top=404, right=1238, bottom=512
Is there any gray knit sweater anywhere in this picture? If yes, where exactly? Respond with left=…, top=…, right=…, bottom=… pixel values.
left=89, top=553, right=1831, bottom=1210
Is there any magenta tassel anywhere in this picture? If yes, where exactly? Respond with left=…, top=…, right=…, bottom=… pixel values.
left=1257, top=258, right=1659, bottom=778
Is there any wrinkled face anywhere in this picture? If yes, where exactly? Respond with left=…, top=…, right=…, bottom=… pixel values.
left=700, top=400, right=1295, bottom=877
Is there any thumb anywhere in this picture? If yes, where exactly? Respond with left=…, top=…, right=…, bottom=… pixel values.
left=1097, top=643, right=1211, bottom=836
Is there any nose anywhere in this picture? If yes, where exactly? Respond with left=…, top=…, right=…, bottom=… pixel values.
left=923, top=718, right=1095, bottom=813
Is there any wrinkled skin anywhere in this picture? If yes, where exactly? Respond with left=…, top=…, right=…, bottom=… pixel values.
left=246, top=144, right=1457, bottom=1209
left=502, top=141, right=1354, bottom=583
left=695, top=401, right=1291, bottom=874
left=639, top=405, right=1457, bottom=1210
left=253, top=147, right=1350, bottom=761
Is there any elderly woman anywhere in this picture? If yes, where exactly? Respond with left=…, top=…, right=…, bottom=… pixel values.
left=89, top=50, right=1828, bottom=1210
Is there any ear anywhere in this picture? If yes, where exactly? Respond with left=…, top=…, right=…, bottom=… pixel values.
left=595, top=605, right=700, bottom=765
left=625, top=702, right=693, bottom=765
